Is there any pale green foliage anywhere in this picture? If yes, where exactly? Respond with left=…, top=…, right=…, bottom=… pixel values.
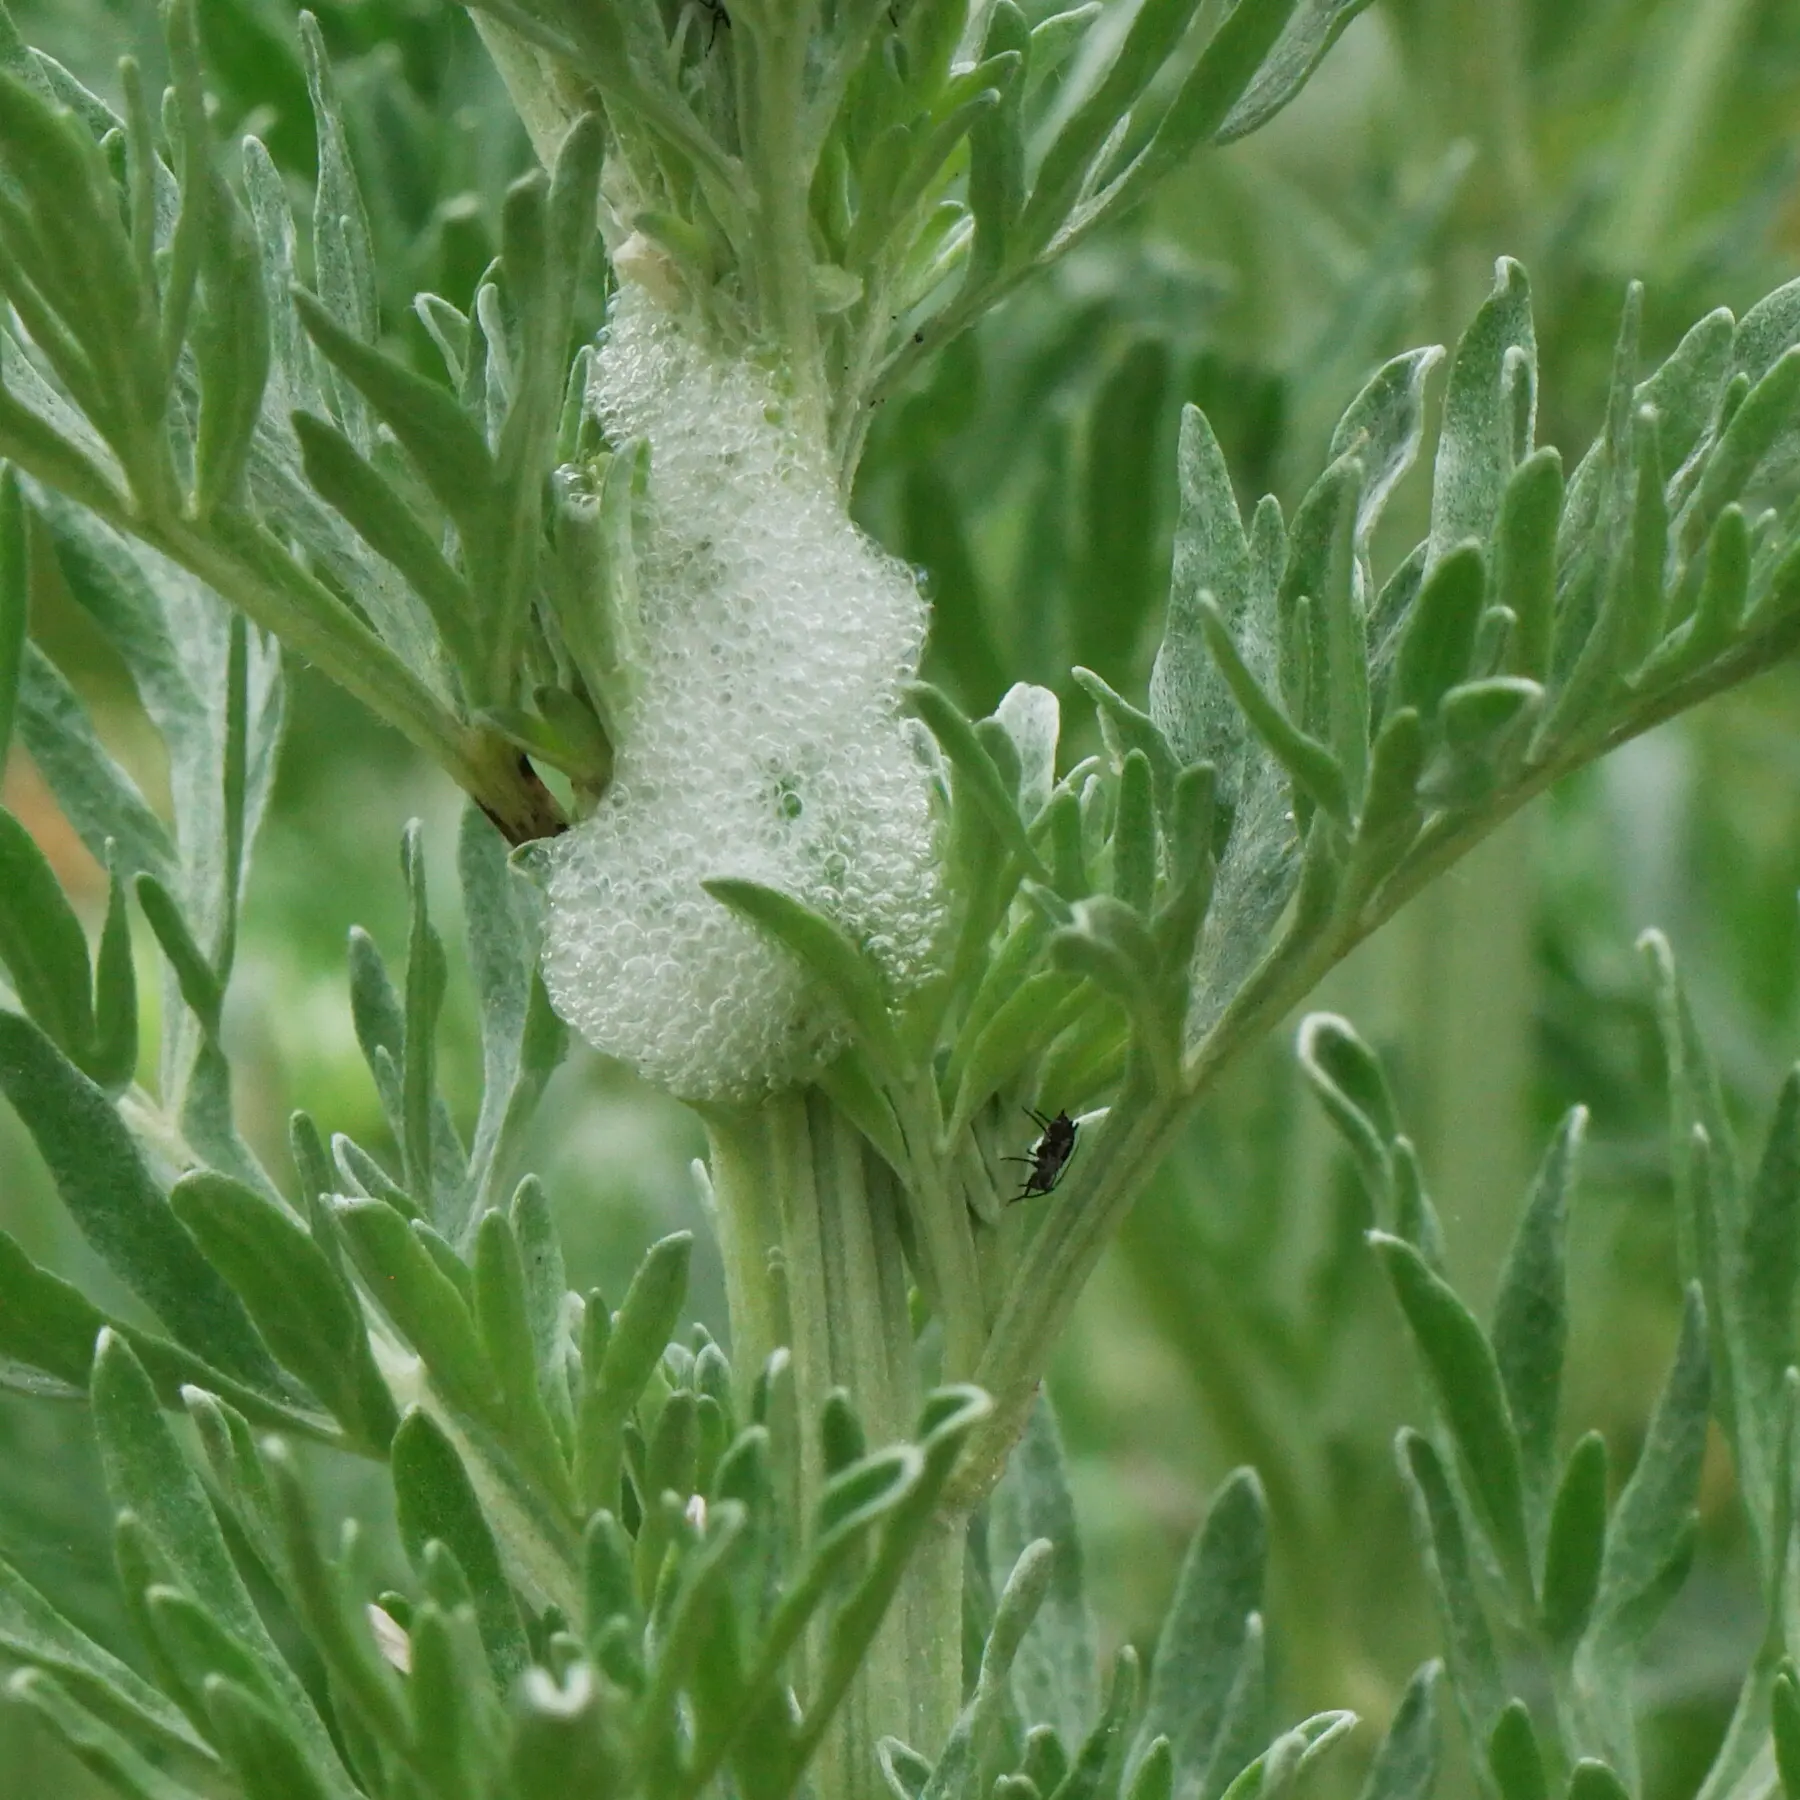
left=463, top=0, right=1370, bottom=465
left=0, top=3, right=1797, bottom=1799
left=1301, top=948, right=1800, bottom=1800
left=0, top=692, right=1379, bottom=1800
left=763, top=253, right=1800, bottom=1510
left=0, top=0, right=1374, bottom=839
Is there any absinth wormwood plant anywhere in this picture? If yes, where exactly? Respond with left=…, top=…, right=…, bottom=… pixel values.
left=0, top=0, right=1798, bottom=1795
left=1295, top=941, right=1800, bottom=1800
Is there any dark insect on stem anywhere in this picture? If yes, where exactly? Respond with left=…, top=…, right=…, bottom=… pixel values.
left=700, top=0, right=729, bottom=47
left=1002, top=1107, right=1078, bottom=1203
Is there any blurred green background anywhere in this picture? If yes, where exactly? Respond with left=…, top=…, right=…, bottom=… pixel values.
left=1, top=0, right=1798, bottom=1793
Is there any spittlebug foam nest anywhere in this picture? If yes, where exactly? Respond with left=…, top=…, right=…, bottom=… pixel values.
left=538, top=294, right=943, bottom=1101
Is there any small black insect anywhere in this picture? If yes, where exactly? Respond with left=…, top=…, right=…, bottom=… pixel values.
left=699, top=0, right=730, bottom=47
left=1003, top=1107, right=1078, bottom=1203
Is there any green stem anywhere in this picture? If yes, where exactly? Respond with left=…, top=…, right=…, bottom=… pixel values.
left=740, top=11, right=830, bottom=446
left=705, top=1088, right=962, bottom=1787
left=950, top=612, right=1800, bottom=1512
left=148, top=516, right=566, bottom=843
left=953, top=1073, right=1188, bottom=1510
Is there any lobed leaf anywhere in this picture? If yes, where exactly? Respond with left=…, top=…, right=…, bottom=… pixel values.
left=1353, top=1662, right=1439, bottom=1800
left=920, top=1537, right=1057, bottom=1800
left=391, top=1409, right=530, bottom=1688
left=1373, top=1232, right=1532, bottom=1597
left=0, top=462, right=24, bottom=762
left=1587, top=1285, right=1709, bottom=1653
left=1490, top=1107, right=1583, bottom=1522
left=0, top=803, right=94, bottom=1054
left=988, top=1394, right=1099, bottom=1751
left=0, top=1556, right=211, bottom=1765
left=7, top=1669, right=207, bottom=1800
left=1213, top=0, right=1371, bottom=142
left=0, top=1011, right=279, bottom=1387
left=1429, top=259, right=1535, bottom=559
left=90, top=1332, right=351, bottom=1790
left=334, top=1199, right=497, bottom=1418
left=1539, top=1431, right=1608, bottom=1648
left=703, top=877, right=907, bottom=1080
left=1396, top=1430, right=1503, bottom=1747
left=576, top=1232, right=693, bottom=1515
left=1297, top=1012, right=1397, bottom=1208
left=461, top=806, right=567, bottom=1219
left=14, top=645, right=174, bottom=886
left=1485, top=1699, right=1548, bottom=1800
left=170, top=1170, right=395, bottom=1451
left=1133, top=1468, right=1266, bottom=1795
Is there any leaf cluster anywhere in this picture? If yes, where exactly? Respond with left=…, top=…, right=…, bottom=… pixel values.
left=461, top=0, right=1368, bottom=464
left=0, top=737, right=1005, bottom=1800
left=0, top=3, right=612, bottom=839
left=0, top=0, right=1399, bottom=847
left=698, top=254, right=1800, bottom=1496
left=0, top=462, right=1007, bottom=1800
left=1300, top=934, right=1800, bottom=1800
left=894, top=1394, right=1437, bottom=1800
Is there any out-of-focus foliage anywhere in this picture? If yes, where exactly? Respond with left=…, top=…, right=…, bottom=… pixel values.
left=0, top=0, right=1796, bottom=1797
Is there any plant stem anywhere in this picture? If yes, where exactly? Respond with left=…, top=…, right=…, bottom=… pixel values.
left=952, top=1073, right=1190, bottom=1510
left=706, top=1088, right=964, bottom=1783
left=739, top=8, right=831, bottom=447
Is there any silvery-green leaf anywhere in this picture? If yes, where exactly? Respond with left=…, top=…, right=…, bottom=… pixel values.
left=921, top=1539, right=1056, bottom=1800
left=1354, top=1661, right=1439, bottom=1800
left=1132, top=1468, right=1266, bottom=1795
left=1637, top=307, right=1733, bottom=474
left=1374, top=1232, right=1532, bottom=1598
left=170, top=1170, right=395, bottom=1451
left=89, top=1332, right=353, bottom=1794
left=0, top=1555, right=212, bottom=1765
left=1297, top=1012, right=1398, bottom=1207
left=1485, top=1699, right=1548, bottom=1800
left=988, top=1393, right=1099, bottom=1750
left=1587, top=1285, right=1709, bottom=1654
left=241, top=135, right=323, bottom=423
left=994, top=684, right=1061, bottom=823
left=398, top=822, right=467, bottom=1233
left=1397, top=1430, right=1503, bottom=1750
left=0, top=803, right=92, bottom=1055
left=14, top=644, right=173, bottom=886
left=1330, top=346, right=1444, bottom=570
left=1741, top=1073, right=1800, bottom=1555
left=0, top=462, right=22, bottom=764
left=203, top=1675, right=339, bottom=1800
left=0, top=1010, right=279, bottom=1388
left=1429, top=259, right=1535, bottom=562
left=1215, top=1709, right=1356, bottom=1800
left=391, top=1408, right=531, bottom=1689
left=299, top=14, right=376, bottom=445
left=1213, top=0, right=1372, bottom=143
left=1200, top=1613, right=1268, bottom=1798
left=1732, top=276, right=1800, bottom=387
left=462, top=806, right=566, bottom=1220
left=1539, top=1431, right=1608, bottom=1649
left=6, top=1669, right=208, bottom=1800
left=1490, top=1107, right=1583, bottom=1523
left=1151, top=405, right=1252, bottom=781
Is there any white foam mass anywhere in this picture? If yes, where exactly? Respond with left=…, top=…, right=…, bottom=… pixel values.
left=538, top=296, right=943, bottom=1102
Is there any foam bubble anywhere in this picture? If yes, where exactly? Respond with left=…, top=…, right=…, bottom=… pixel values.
left=538, top=296, right=943, bottom=1101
